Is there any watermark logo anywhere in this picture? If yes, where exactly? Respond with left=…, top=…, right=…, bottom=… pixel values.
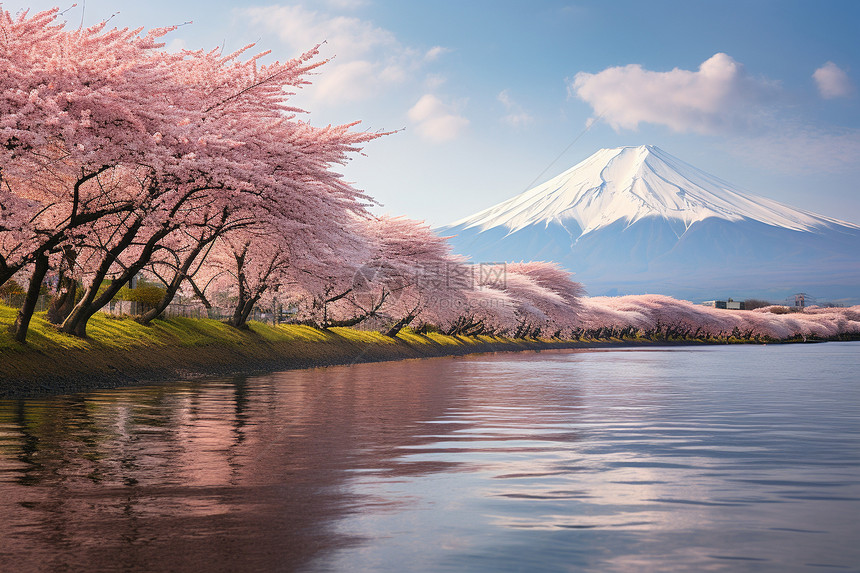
left=477, top=263, right=506, bottom=289
left=351, top=263, right=381, bottom=294
left=351, top=262, right=507, bottom=302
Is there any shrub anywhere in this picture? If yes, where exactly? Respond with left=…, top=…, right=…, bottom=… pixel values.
left=761, top=305, right=792, bottom=315
left=0, top=280, right=25, bottom=297
left=116, top=285, right=166, bottom=307
left=0, top=280, right=26, bottom=307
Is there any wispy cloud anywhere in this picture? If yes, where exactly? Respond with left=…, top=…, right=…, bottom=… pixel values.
left=813, top=62, right=853, bottom=99
left=322, top=0, right=370, bottom=9
left=498, top=89, right=534, bottom=128
left=569, top=53, right=779, bottom=134
left=242, top=5, right=396, bottom=59
left=240, top=5, right=448, bottom=107
left=424, top=73, right=447, bottom=90
left=424, top=46, right=451, bottom=62
left=408, top=94, right=469, bottom=142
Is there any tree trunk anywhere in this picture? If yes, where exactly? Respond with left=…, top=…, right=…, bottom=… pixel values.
left=9, top=252, right=49, bottom=344
left=46, top=277, right=77, bottom=325
left=325, top=292, right=387, bottom=329
left=0, top=261, right=13, bottom=291
left=228, top=294, right=261, bottom=329
left=60, top=281, right=102, bottom=337
left=136, top=279, right=178, bottom=325
left=386, top=313, right=416, bottom=338
left=326, top=314, right=373, bottom=328
left=226, top=247, right=252, bottom=329
left=60, top=218, right=166, bottom=337
left=463, top=322, right=486, bottom=337
left=514, top=320, right=531, bottom=339
left=69, top=304, right=100, bottom=338
left=59, top=249, right=119, bottom=337
left=445, top=316, right=470, bottom=336
left=138, top=241, right=209, bottom=325
left=186, top=277, right=212, bottom=309
left=60, top=257, right=149, bottom=337
left=46, top=248, right=78, bottom=324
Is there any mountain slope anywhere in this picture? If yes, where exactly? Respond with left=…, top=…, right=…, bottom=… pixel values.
left=442, top=146, right=860, bottom=302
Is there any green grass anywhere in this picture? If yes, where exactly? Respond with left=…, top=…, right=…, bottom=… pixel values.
left=0, top=306, right=89, bottom=351
left=0, top=306, right=230, bottom=352
left=0, top=304, right=404, bottom=353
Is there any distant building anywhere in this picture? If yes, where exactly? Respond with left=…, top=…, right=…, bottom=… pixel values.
left=788, top=293, right=814, bottom=310
left=704, top=298, right=746, bottom=310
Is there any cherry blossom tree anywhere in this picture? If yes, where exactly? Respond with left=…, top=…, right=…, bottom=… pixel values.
left=200, top=212, right=370, bottom=330
left=506, top=262, right=585, bottom=337
left=295, top=216, right=460, bottom=333
left=54, top=53, right=376, bottom=336
left=0, top=9, right=192, bottom=341
left=441, top=261, right=584, bottom=338
left=366, top=216, right=466, bottom=337
left=1, top=7, right=381, bottom=340
left=299, top=229, right=374, bottom=329
left=445, top=284, right=517, bottom=336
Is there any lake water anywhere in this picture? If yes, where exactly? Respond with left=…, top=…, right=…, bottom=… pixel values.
left=1, top=342, right=859, bottom=572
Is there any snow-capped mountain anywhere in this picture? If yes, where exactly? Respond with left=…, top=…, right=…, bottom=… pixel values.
left=441, top=145, right=860, bottom=302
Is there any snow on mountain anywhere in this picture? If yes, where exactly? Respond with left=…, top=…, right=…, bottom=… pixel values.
left=442, top=145, right=860, bottom=302
left=451, top=145, right=859, bottom=237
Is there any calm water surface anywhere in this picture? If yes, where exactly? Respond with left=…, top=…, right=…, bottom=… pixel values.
left=1, top=343, right=859, bottom=572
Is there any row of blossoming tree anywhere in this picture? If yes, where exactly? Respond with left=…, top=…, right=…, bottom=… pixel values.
left=3, top=8, right=859, bottom=345
left=579, top=296, right=860, bottom=341
left=0, top=8, right=589, bottom=343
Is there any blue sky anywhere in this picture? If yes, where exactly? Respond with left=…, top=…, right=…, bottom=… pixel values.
left=6, top=0, right=860, bottom=225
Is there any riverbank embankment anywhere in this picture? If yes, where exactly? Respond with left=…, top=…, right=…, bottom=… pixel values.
left=2, top=305, right=671, bottom=398
left=5, top=304, right=853, bottom=399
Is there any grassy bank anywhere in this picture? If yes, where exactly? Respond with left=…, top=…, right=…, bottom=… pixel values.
left=0, top=305, right=639, bottom=398
left=5, top=305, right=854, bottom=398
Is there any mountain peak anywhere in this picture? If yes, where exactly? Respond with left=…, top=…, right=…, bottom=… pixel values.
left=448, top=145, right=856, bottom=236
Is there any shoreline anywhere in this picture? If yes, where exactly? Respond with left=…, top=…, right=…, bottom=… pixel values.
left=3, top=309, right=854, bottom=399
left=0, top=329, right=678, bottom=399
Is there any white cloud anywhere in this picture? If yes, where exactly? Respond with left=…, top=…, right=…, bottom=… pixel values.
left=314, top=60, right=377, bottom=103
left=424, top=46, right=451, bottom=62
left=498, top=89, right=534, bottom=128
left=570, top=53, right=860, bottom=175
left=323, top=0, right=369, bottom=9
left=813, top=62, right=853, bottom=99
left=569, top=53, right=779, bottom=134
left=407, top=95, right=441, bottom=122
left=240, top=5, right=422, bottom=105
left=408, top=94, right=469, bottom=142
left=242, top=5, right=395, bottom=57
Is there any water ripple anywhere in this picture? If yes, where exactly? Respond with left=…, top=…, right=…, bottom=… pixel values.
left=1, top=343, right=859, bottom=572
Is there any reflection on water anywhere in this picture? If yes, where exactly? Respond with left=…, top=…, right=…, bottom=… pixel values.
left=1, top=343, right=859, bottom=572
